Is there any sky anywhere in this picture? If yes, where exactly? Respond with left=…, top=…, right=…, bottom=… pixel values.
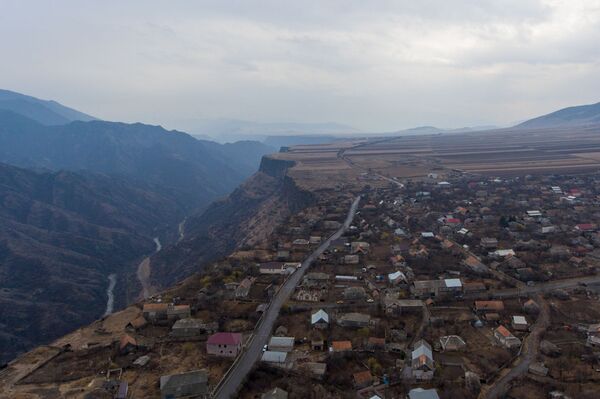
left=1, top=0, right=600, bottom=132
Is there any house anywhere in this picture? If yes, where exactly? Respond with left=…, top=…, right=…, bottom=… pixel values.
left=330, top=340, right=352, bottom=355
left=171, top=318, right=215, bottom=338
left=260, top=262, right=286, bottom=274
left=367, top=337, right=386, bottom=351
left=262, top=387, right=289, bottom=399
left=311, top=309, right=329, bottom=329
left=408, top=388, right=440, bottom=399
left=206, top=332, right=242, bottom=357
left=475, top=300, right=504, bottom=313
left=353, top=370, right=374, bottom=389
left=575, top=223, right=596, bottom=232
left=528, top=362, right=549, bottom=377
left=167, top=305, right=191, bottom=321
left=411, top=279, right=462, bottom=298
left=351, top=241, right=370, bottom=254
left=491, top=249, right=515, bottom=257
left=126, top=316, right=148, bottom=332
left=309, top=236, right=322, bottom=245
left=343, top=286, right=366, bottom=300
left=115, top=382, right=128, bottom=399
left=511, top=315, right=529, bottom=331
left=439, top=335, right=466, bottom=351
left=383, top=298, right=423, bottom=315
left=303, top=272, right=330, bottom=288
left=142, top=303, right=169, bottom=323
left=160, top=370, right=209, bottom=399
left=463, top=256, right=487, bottom=274
left=494, top=325, right=521, bottom=349
left=268, top=337, right=294, bottom=352
left=388, top=270, right=407, bottom=285
left=527, top=210, right=542, bottom=217
left=411, top=340, right=434, bottom=380
left=119, top=334, right=137, bottom=355
left=261, top=351, right=287, bottom=364
left=235, top=277, right=256, bottom=299
left=337, top=313, right=370, bottom=328
left=480, top=237, right=498, bottom=249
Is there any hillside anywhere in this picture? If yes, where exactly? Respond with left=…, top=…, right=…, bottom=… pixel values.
left=0, top=89, right=96, bottom=125
left=517, top=101, right=600, bottom=129
left=0, top=162, right=189, bottom=364
left=0, top=110, right=273, bottom=211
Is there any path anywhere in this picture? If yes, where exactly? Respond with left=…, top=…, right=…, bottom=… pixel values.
left=213, top=195, right=361, bottom=399
left=482, top=295, right=550, bottom=399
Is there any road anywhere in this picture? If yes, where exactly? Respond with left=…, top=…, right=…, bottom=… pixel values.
left=213, top=195, right=361, bottom=399
left=482, top=294, right=550, bottom=399
left=472, top=274, right=600, bottom=299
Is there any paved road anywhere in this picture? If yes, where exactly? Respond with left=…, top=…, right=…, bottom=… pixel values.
left=213, top=195, right=361, bottom=399
left=483, top=294, right=550, bottom=399
left=471, top=274, right=600, bottom=299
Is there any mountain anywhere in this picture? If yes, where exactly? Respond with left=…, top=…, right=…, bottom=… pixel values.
left=517, top=101, right=600, bottom=129
left=0, top=89, right=96, bottom=125
left=0, top=110, right=273, bottom=211
left=171, top=118, right=360, bottom=143
left=0, top=162, right=187, bottom=364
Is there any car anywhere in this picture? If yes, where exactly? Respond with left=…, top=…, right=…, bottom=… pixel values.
left=336, top=300, right=344, bottom=304
left=262, top=344, right=268, bottom=352
left=367, top=298, right=374, bottom=303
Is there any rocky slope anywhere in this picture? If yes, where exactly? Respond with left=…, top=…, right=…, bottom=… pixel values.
left=149, top=156, right=314, bottom=288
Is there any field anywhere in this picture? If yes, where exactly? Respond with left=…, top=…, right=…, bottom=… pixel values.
left=273, top=124, right=600, bottom=189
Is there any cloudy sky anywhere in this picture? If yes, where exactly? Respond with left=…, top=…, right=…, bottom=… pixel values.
left=1, top=0, right=600, bottom=132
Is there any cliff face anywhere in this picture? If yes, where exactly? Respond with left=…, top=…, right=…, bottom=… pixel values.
left=149, top=156, right=313, bottom=288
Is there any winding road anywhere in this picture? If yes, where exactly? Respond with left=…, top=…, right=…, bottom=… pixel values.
left=213, top=195, right=361, bottom=399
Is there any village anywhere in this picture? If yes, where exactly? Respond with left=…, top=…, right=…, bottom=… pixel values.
left=3, top=169, right=600, bottom=399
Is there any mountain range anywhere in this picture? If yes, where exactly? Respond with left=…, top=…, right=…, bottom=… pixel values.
left=0, top=91, right=274, bottom=363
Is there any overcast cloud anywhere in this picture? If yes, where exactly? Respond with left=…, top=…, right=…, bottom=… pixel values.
left=1, top=0, right=600, bottom=132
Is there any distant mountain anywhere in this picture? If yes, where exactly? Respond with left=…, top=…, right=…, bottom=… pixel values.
left=389, top=125, right=498, bottom=136
left=0, top=110, right=273, bottom=211
left=0, top=89, right=96, bottom=125
left=0, top=162, right=186, bottom=364
left=171, top=118, right=360, bottom=143
left=517, top=101, right=600, bottom=129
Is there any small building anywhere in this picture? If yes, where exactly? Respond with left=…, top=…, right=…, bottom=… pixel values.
left=337, top=313, right=370, bottom=328
left=367, top=337, right=386, bottom=351
left=268, top=336, right=294, bottom=352
left=408, top=388, right=440, bottom=399
left=411, top=340, right=434, bottom=380
left=261, top=387, right=288, bottom=399
left=167, top=305, right=191, bottom=321
left=475, top=300, right=504, bottom=313
left=126, top=316, right=148, bottom=332
left=330, top=340, right=352, bottom=355
left=388, top=270, right=407, bottom=285
left=439, top=335, right=466, bottom=351
left=261, top=351, right=287, bottom=364
left=171, top=318, right=214, bottom=338
left=352, top=370, right=374, bottom=389
left=528, top=362, right=549, bottom=377
left=160, top=370, right=209, bottom=399
left=494, top=325, right=521, bottom=349
left=511, top=315, right=529, bottom=331
left=311, top=309, right=329, bottom=329
left=480, top=237, right=498, bottom=249
left=143, top=303, right=169, bottom=323
left=383, top=298, right=423, bottom=315
left=343, top=286, right=367, bottom=300
left=260, top=262, right=286, bottom=274
left=235, top=277, right=256, bottom=299
left=206, top=332, right=242, bottom=357
left=351, top=241, right=370, bottom=254
left=119, top=334, right=137, bottom=355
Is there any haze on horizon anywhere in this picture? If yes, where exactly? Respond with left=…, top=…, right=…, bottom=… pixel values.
left=2, top=0, right=600, bottom=134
